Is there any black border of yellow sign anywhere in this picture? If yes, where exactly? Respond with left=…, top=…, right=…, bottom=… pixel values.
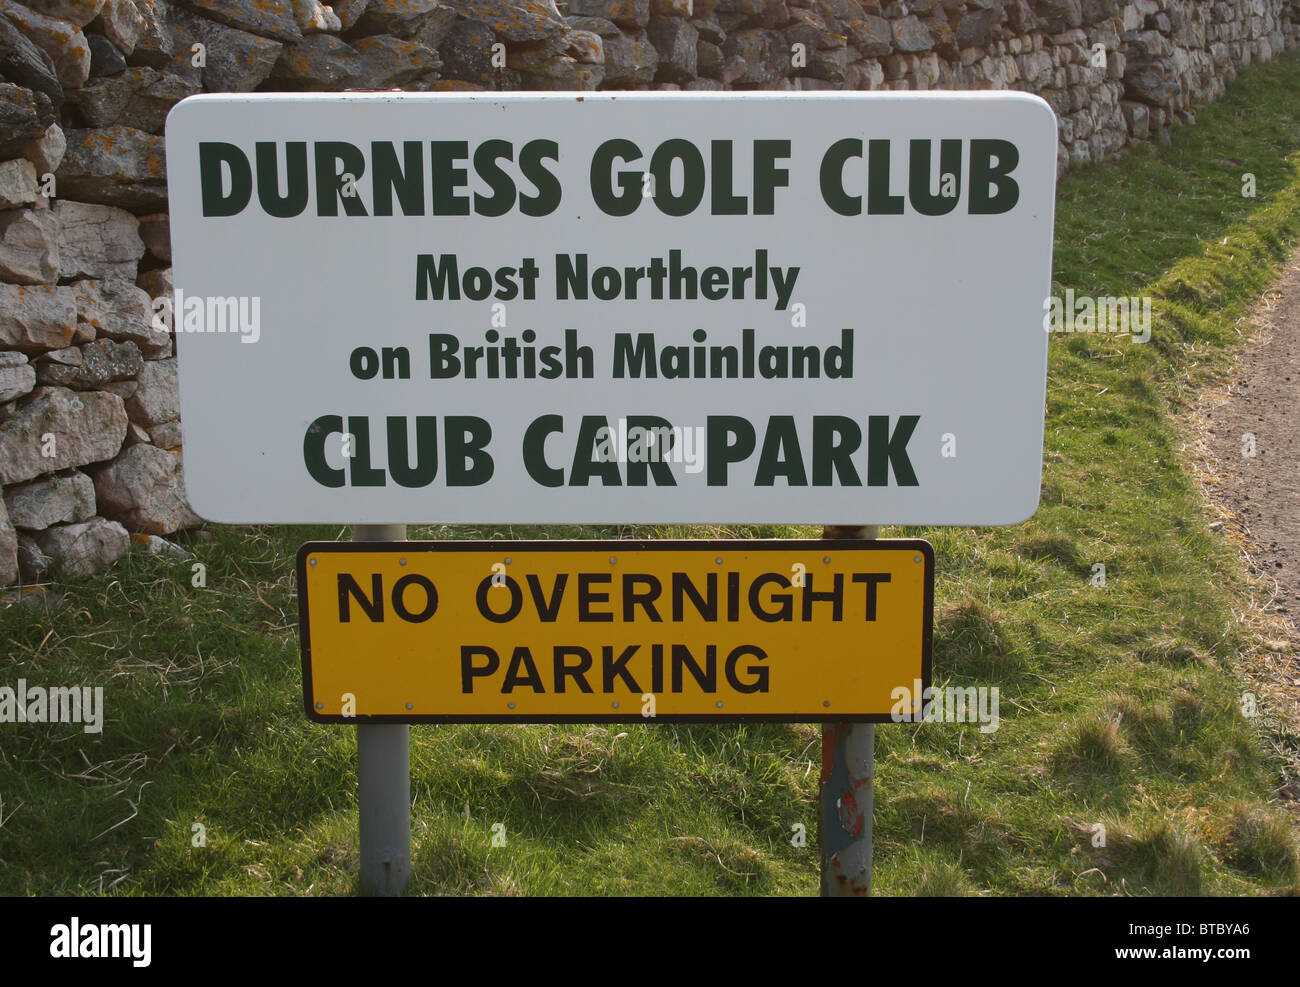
left=297, top=539, right=934, bottom=724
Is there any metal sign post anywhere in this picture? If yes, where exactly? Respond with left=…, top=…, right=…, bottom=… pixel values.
left=353, top=523, right=410, bottom=896
left=821, top=523, right=877, bottom=896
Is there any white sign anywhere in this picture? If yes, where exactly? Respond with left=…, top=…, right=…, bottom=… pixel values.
left=165, top=92, right=1056, bottom=525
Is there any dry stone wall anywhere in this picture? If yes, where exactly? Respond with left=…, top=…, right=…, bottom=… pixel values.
left=0, top=0, right=1297, bottom=585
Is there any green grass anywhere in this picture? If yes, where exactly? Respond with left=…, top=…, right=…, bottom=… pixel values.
left=6, top=52, right=1300, bottom=895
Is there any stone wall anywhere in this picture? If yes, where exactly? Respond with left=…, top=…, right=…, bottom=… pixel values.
left=0, top=0, right=1297, bottom=585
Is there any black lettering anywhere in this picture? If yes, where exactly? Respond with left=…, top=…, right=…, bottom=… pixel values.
left=338, top=573, right=382, bottom=622
left=554, top=646, right=594, bottom=693
left=347, top=416, right=385, bottom=487
left=752, top=140, right=790, bottom=215
left=391, top=574, right=437, bottom=622
left=908, top=138, right=962, bottom=217
left=526, top=573, right=567, bottom=621
left=867, top=139, right=904, bottom=215
left=372, top=140, right=424, bottom=216
left=387, top=416, right=437, bottom=488
left=969, top=139, right=1020, bottom=214
left=578, top=573, right=613, bottom=622
left=255, top=142, right=308, bottom=217
left=476, top=574, right=522, bottom=622
left=725, top=645, right=768, bottom=693
left=650, top=139, right=705, bottom=216
left=591, top=139, right=642, bottom=216
left=446, top=416, right=493, bottom=486
left=812, top=416, right=862, bottom=486
left=315, top=141, right=368, bottom=216
left=430, top=140, right=470, bottom=215
left=707, top=416, right=755, bottom=486
left=461, top=646, right=498, bottom=692
left=851, top=572, right=891, bottom=620
left=622, top=574, right=663, bottom=622
left=603, top=644, right=642, bottom=693
left=819, top=138, right=862, bottom=216
left=199, top=142, right=252, bottom=216
left=304, top=415, right=344, bottom=488
left=502, top=646, right=545, bottom=693
left=519, top=139, right=561, bottom=216
left=415, top=254, right=459, bottom=301
left=800, top=572, right=844, bottom=621
left=473, top=139, right=516, bottom=217
left=671, top=572, right=716, bottom=621
left=749, top=573, right=793, bottom=621
left=523, top=415, right=564, bottom=487
left=671, top=644, right=716, bottom=693
left=867, top=415, right=920, bottom=487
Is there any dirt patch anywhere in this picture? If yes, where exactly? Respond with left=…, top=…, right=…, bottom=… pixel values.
left=1199, top=255, right=1300, bottom=618
left=1186, top=247, right=1300, bottom=803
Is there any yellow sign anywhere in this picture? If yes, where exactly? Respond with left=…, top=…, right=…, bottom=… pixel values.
left=297, top=540, right=933, bottom=723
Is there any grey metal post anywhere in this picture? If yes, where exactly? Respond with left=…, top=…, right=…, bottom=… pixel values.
left=354, top=523, right=410, bottom=896
left=820, top=524, right=877, bottom=897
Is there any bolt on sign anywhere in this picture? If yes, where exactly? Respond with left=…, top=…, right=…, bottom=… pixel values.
left=165, top=92, right=1057, bottom=526
left=298, top=540, right=934, bottom=722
